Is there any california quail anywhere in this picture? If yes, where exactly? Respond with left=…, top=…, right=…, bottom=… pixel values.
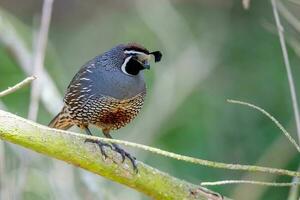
left=49, top=43, right=162, bottom=171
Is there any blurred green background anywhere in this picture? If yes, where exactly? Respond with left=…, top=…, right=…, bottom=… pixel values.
left=0, top=0, right=300, bottom=199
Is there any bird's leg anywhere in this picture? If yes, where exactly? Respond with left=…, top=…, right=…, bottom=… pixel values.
left=103, top=130, right=138, bottom=172
left=84, top=127, right=112, bottom=159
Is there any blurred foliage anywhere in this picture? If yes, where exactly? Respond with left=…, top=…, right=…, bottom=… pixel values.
left=1, top=0, right=300, bottom=199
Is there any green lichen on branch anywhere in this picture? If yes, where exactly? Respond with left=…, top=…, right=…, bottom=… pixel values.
left=0, top=110, right=227, bottom=200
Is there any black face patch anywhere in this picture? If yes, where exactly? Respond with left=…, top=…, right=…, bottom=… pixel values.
left=124, top=57, right=144, bottom=75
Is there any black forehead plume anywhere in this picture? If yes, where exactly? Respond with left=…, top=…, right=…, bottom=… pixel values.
left=150, top=51, right=162, bottom=62
left=124, top=43, right=162, bottom=62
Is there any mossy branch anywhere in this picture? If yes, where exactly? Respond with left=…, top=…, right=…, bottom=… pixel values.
left=0, top=110, right=229, bottom=200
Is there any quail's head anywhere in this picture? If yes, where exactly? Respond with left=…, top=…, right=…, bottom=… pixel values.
left=94, top=43, right=162, bottom=99
left=120, top=43, right=162, bottom=75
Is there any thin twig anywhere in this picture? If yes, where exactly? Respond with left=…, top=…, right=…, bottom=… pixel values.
left=0, top=8, right=62, bottom=115
left=0, top=76, right=36, bottom=98
left=201, top=180, right=300, bottom=187
left=228, top=99, right=300, bottom=153
left=272, top=1, right=300, bottom=198
left=271, top=0, right=300, bottom=144
left=28, top=0, right=54, bottom=121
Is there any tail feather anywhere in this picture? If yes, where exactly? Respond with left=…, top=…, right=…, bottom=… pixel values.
left=49, top=107, right=73, bottom=130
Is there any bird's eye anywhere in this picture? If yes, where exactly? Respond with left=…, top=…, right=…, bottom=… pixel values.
left=121, top=56, right=144, bottom=76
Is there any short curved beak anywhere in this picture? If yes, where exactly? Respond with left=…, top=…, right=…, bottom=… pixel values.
left=141, top=51, right=162, bottom=70
left=143, top=60, right=151, bottom=70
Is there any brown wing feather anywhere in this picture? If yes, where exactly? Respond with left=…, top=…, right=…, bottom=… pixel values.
left=48, top=107, right=73, bottom=130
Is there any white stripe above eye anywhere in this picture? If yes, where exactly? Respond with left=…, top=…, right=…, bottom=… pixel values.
left=124, top=50, right=147, bottom=55
left=121, top=56, right=133, bottom=76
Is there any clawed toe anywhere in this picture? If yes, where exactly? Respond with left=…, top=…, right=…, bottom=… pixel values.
left=84, top=139, right=138, bottom=172
left=112, top=144, right=138, bottom=172
left=85, top=138, right=112, bottom=159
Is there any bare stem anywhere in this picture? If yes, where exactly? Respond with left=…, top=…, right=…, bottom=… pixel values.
left=227, top=99, right=300, bottom=153
left=271, top=1, right=300, bottom=198
left=0, top=76, right=36, bottom=98
left=28, top=0, right=54, bottom=121
left=271, top=0, right=300, bottom=143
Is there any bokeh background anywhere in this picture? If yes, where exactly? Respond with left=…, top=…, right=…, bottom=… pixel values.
left=0, top=0, right=300, bottom=199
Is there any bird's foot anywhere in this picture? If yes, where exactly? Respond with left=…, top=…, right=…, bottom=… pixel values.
left=85, top=138, right=112, bottom=159
left=112, top=144, right=138, bottom=173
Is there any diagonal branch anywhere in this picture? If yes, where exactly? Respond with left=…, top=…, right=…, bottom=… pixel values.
left=2, top=109, right=300, bottom=200
left=0, top=109, right=228, bottom=200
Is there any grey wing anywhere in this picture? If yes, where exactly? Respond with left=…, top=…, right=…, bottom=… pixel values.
left=64, top=57, right=100, bottom=107
left=63, top=57, right=109, bottom=124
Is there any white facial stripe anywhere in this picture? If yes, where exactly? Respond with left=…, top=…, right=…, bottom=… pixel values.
left=121, top=56, right=132, bottom=75
left=124, top=50, right=147, bottom=56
